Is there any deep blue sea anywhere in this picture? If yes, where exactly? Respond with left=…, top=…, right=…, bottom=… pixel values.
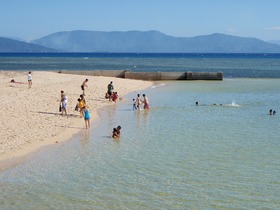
left=1, top=53, right=280, bottom=78
left=0, top=53, right=280, bottom=209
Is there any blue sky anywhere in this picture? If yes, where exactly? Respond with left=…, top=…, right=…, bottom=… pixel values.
left=1, top=0, right=280, bottom=41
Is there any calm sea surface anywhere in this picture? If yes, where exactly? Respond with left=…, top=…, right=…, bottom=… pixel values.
left=0, top=54, right=280, bottom=209
left=1, top=53, right=280, bottom=78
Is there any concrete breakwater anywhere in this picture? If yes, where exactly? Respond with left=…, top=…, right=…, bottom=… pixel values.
left=59, top=70, right=223, bottom=81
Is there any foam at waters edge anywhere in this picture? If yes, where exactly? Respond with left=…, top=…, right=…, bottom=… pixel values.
left=151, top=83, right=166, bottom=89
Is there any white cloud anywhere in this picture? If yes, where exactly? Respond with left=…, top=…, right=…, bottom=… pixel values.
left=266, top=26, right=280, bottom=30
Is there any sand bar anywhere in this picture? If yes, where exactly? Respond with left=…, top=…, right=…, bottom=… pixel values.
left=0, top=71, right=153, bottom=167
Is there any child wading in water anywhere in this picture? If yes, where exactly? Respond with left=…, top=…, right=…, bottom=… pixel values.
left=84, top=106, right=91, bottom=129
left=112, top=125, right=121, bottom=138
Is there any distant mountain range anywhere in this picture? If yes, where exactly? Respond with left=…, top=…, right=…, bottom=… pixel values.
left=269, top=40, right=280, bottom=46
left=0, top=37, right=57, bottom=52
left=1, top=30, right=280, bottom=53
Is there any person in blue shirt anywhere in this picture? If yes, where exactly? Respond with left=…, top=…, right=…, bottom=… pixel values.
left=84, top=106, right=91, bottom=129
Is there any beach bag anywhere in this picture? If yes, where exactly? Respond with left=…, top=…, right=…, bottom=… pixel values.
left=59, top=104, right=62, bottom=112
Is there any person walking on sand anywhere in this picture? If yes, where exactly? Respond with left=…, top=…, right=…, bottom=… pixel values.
left=136, top=94, right=142, bottom=110
left=142, top=94, right=150, bottom=109
left=81, top=79, right=88, bottom=95
left=84, top=106, right=91, bottom=129
left=107, top=81, right=114, bottom=101
left=27, top=71, right=32, bottom=88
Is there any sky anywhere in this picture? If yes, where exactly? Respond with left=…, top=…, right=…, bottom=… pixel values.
left=1, top=0, right=280, bottom=42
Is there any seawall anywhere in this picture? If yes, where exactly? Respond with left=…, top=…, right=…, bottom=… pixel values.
left=59, top=70, right=223, bottom=81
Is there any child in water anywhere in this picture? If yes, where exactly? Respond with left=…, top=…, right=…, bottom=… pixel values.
left=84, top=106, right=90, bottom=129
left=112, top=125, right=121, bottom=138
left=112, top=128, right=118, bottom=138
left=112, top=92, right=118, bottom=102
left=133, top=99, right=137, bottom=110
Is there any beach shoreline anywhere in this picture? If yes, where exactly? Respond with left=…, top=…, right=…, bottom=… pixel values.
left=0, top=71, right=153, bottom=169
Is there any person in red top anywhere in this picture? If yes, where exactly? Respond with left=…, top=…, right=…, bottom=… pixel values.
left=112, top=92, right=118, bottom=102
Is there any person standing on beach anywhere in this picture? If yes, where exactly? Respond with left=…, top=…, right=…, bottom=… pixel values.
left=107, top=81, right=114, bottom=101
left=136, top=94, right=142, bottom=110
left=80, top=94, right=86, bottom=105
left=78, top=94, right=86, bottom=117
left=81, top=79, right=88, bottom=95
left=60, top=90, right=64, bottom=112
left=27, top=71, right=32, bottom=88
left=142, top=94, right=150, bottom=109
left=60, top=91, right=68, bottom=115
left=84, top=106, right=91, bottom=129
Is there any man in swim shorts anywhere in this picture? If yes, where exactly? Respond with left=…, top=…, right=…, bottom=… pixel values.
left=142, top=94, right=150, bottom=109
left=81, top=79, right=88, bottom=95
left=136, top=94, right=142, bottom=110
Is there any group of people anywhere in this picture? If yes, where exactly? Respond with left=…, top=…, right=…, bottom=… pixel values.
left=105, top=81, right=119, bottom=102
left=269, top=109, right=277, bottom=115
left=112, top=125, right=121, bottom=138
left=133, top=94, right=150, bottom=110
left=76, top=94, right=90, bottom=129
left=79, top=79, right=90, bottom=129
left=58, top=78, right=151, bottom=137
left=9, top=71, right=32, bottom=88
left=59, top=79, right=91, bottom=129
left=196, top=101, right=277, bottom=116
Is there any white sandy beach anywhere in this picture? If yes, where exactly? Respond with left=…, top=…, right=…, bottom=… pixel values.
left=0, top=71, right=152, bottom=165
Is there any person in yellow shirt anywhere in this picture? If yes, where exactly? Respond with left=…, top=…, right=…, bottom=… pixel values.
left=78, top=95, right=86, bottom=118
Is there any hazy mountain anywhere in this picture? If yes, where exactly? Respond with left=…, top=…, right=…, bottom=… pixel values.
left=32, top=30, right=280, bottom=53
left=268, top=40, right=280, bottom=46
left=2, top=31, right=280, bottom=53
left=0, top=37, right=57, bottom=52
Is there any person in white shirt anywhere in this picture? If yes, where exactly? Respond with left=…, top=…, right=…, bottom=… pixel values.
left=60, top=91, right=68, bottom=115
left=27, top=71, right=32, bottom=88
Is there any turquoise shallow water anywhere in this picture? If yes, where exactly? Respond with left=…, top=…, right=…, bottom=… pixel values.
left=0, top=79, right=280, bottom=209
